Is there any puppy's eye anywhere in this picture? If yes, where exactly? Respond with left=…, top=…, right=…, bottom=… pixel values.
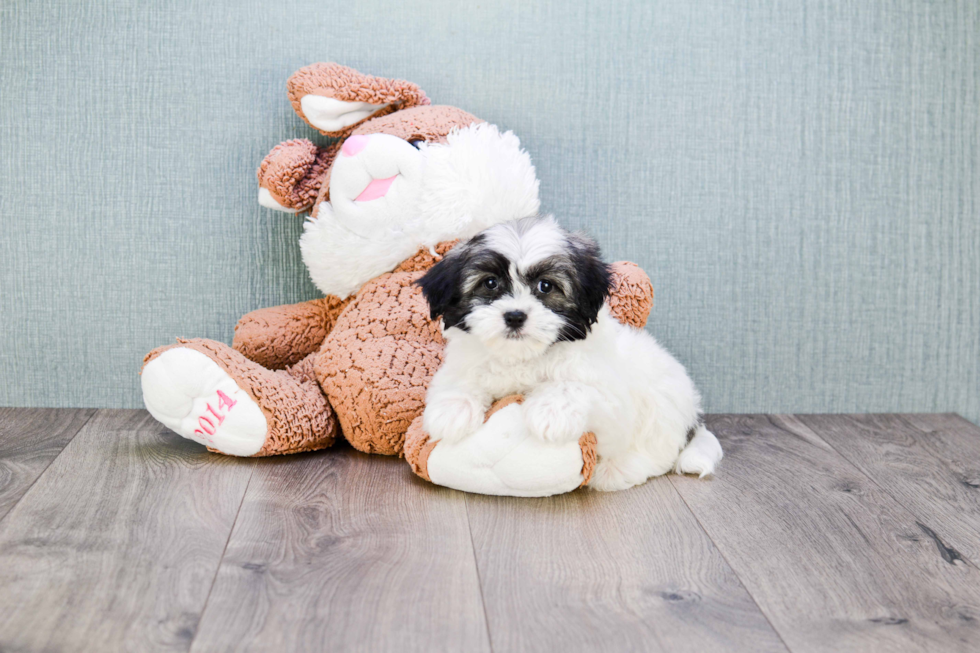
left=483, top=277, right=499, bottom=290
left=537, top=279, right=553, bottom=294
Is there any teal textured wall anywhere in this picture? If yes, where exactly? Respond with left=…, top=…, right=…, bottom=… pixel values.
left=1, top=0, right=978, bottom=423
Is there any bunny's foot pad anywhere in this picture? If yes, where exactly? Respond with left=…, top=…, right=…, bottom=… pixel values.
left=141, top=346, right=268, bottom=456
left=405, top=395, right=597, bottom=497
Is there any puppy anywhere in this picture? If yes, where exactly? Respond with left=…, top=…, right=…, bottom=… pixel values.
left=417, top=215, right=722, bottom=491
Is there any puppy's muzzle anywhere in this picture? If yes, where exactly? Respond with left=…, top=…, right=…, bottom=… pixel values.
left=503, top=311, right=527, bottom=329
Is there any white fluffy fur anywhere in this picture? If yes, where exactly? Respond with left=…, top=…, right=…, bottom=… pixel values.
left=423, top=219, right=722, bottom=491
left=482, top=215, right=568, bottom=272
left=301, top=123, right=540, bottom=298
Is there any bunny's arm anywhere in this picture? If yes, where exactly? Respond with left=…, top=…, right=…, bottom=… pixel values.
left=232, top=296, right=351, bottom=370
left=608, top=261, right=654, bottom=328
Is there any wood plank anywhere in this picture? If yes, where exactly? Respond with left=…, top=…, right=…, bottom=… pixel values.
left=672, top=415, right=980, bottom=653
left=465, top=477, right=788, bottom=653
left=0, top=409, right=255, bottom=652
left=0, top=407, right=95, bottom=520
left=796, top=414, right=980, bottom=567
left=190, top=444, right=491, bottom=653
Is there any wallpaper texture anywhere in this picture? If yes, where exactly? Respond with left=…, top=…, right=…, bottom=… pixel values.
left=1, top=0, right=977, bottom=423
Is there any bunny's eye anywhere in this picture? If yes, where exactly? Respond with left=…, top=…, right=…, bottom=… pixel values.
left=537, top=279, right=553, bottom=294
left=483, top=277, right=499, bottom=290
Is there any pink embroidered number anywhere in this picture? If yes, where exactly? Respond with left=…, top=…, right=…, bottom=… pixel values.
left=198, top=416, right=216, bottom=435
left=194, top=390, right=239, bottom=441
left=217, top=389, right=237, bottom=411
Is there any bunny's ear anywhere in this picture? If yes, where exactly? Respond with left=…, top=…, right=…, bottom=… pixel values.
left=287, top=63, right=430, bottom=135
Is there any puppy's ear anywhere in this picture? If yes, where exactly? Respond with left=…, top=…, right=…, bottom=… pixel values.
left=416, top=251, right=465, bottom=320
left=569, top=235, right=613, bottom=326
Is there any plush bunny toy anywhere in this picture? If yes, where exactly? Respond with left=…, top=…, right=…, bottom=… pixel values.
left=141, top=63, right=654, bottom=496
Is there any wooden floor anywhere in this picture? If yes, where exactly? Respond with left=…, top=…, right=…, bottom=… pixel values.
left=0, top=411, right=979, bottom=652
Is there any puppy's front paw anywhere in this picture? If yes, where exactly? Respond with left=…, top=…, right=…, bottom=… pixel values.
left=423, top=396, right=485, bottom=444
left=523, top=394, right=588, bottom=443
left=590, top=459, right=644, bottom=492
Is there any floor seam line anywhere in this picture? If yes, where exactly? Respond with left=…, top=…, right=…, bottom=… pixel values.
left=463, top=497, right=495, bottom=653
left=0, top=408, right=98, bottom=527
left=790, top=414, right=980, bottom=570
left=187, top=461, right=256, bottom=652
left=666, top=473, right=795, bottom=653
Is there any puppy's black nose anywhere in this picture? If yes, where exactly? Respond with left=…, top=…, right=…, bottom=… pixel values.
left=503, top=311, right=527, bottom=329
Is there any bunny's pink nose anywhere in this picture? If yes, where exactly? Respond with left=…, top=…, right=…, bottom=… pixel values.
left=341, top=135, right=369, bottom=157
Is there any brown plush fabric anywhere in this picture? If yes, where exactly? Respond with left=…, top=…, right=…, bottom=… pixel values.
left=309, top=106, right=481, bottom=217
left=314, top=266, right=444, bottom=455
left=142, top=339, right=337, bottom=457
left=256, top=139, right=339, bottom=211
left=286, top=62, right=430, bottom=136
left=403, top=417, right=437, bottom=482
left=608, top=261, right=654, bottom=329
left=484, top=394, right=524, bottom=420
left=392, top=240, right=458, bottom=273
left=350, top=105, right=480, bottom=143
left=233, top=296, right=351, bottom=370
left=578, top=432, right=598, bottom=487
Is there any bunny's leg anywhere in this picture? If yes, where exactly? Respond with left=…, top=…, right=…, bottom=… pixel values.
left=232, top=296, right=350, bottom=369
left=141, top=339, right=337, bottom=457
left=404, top=396, right=598, bottom=498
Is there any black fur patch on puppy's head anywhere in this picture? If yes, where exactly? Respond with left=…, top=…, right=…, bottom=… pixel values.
left=416, top=234, right=507, bottom=331
left=417, top=215, right=613, bottom=344
left=416, top=246, right=468, bottom=328
left=553, top=233, right=613, bottom=341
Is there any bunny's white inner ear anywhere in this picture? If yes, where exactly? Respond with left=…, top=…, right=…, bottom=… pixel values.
left=300, top=95, right=389, bottom=132
left=257, top=187, right=300, bottom=213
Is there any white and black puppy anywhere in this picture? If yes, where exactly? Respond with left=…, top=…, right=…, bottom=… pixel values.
left=417, top=215, right=722, bottom=491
